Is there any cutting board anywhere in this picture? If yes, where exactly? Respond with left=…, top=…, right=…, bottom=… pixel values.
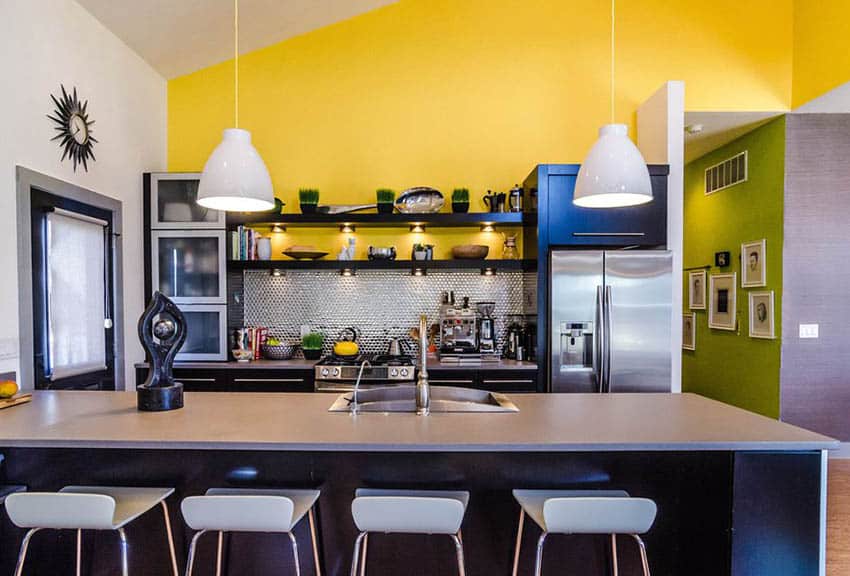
left=0, top=394, right=32, bottom=410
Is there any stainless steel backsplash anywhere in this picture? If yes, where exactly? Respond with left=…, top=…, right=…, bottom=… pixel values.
left=242, top=270, right=532, bottom=355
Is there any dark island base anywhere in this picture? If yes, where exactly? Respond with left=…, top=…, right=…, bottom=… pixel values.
left=0, top=449, right=822, bottom=576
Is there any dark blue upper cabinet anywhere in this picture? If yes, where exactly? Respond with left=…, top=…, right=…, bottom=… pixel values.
left=525, top=164, right=668, bottom=248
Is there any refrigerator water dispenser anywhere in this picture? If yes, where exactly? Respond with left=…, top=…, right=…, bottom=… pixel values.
left=559, top=322, right=593, bottom=370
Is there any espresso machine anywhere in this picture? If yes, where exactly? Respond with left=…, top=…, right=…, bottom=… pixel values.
left=476, top=301, right=496, bottom=354
left=439, top=296, right=478, bottom=354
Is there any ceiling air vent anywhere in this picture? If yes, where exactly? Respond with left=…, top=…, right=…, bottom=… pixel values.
left=705, top=151, right=747, bottom=195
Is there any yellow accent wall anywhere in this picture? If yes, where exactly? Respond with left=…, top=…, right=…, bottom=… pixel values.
left=791, top=0, right=850, bottom=108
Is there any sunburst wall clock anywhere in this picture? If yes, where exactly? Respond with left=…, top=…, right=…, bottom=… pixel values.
left=47, top=85, right=97, bottom=172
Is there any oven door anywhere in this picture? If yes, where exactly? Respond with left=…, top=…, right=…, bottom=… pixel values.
left=156, top=304, right=228, bottom=361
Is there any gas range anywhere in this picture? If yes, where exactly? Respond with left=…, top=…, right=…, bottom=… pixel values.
left=314, top=353, right=416, bottom=391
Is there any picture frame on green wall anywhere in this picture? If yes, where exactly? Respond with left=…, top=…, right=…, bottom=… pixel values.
left=741, top=239, right=767, bottom=287
left=749, top=291, right=775, bottom=339
left=689, top=270, right=706, bottom=310
left=709, top=273, right=737, bottom=331
left=682, top=313, right=696, bottom=350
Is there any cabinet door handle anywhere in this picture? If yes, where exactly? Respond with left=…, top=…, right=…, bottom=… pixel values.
left=232, top=378, right=305, bottom=383
left=429, top=380, right=474, bottom=385
left=572, top=232, right=646, bottom=237
left=177, top=378, right=217, bottom=383
left=481, top=379, right=535, bottom=385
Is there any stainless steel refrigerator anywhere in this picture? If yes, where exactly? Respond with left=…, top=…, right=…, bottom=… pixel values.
left=550, top=250, right=672, bottom=393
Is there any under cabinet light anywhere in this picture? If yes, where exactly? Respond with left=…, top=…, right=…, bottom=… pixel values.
left=412, top=267, right=427, bottom=277
left=409, top=224, right=425, bottom=233
left=340, top=268, right=356, bottom=277
left=480, top=223, right=496, bottom=233
left=340, top=224, right=355, bottom=233
left=271, top=224, right=286, bottom=233
left=481, top=267, right=496, bottom=276
left=270, top=269, right=285, bottom=277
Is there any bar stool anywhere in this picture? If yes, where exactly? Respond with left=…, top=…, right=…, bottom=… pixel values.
left=181, top=488, right=322, bottom=576
left=511, top=490, right=657, bottom=576
left=5, top=485, right=179, bottom=576
left=350, top=488, right=469, bottom=576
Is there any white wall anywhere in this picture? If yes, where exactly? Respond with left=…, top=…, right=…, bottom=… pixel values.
left=637, top=81, right=685, bottom=393
left=0, top=0, right=167, bottom=387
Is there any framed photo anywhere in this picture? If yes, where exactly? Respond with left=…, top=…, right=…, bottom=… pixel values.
left=741, top=239, right=766, bottom=287
left=709, top=273, right=737, bottom=331
left=749, top=291, right=775, bottom=339
left=682, top=313, right=696, bottom=350
left=688, top=270, right=706, bottom=310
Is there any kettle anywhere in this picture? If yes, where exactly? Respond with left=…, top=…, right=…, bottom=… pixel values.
left=333, top=327, right=360, bottom=358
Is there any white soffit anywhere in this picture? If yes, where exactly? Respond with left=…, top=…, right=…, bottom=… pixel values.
left=76, top=0, right=399, bottom=79
left=684, top=111, right=785, bottom=163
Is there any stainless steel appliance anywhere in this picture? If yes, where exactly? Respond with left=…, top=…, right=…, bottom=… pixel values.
left=550, top=250, right=672, bottom=393
left=476, top=302, right=496, bottom=354
left=439, top=297, right=478, bottom=354
left=314, top=353, right=415, bottom=392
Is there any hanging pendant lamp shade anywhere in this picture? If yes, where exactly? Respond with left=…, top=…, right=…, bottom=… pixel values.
left=573, top=0, right=652, bottom=209
left=196, top=0, right=275, bottom=212
left=573, top=124, right=653, bottom=208
left=197, top=128, right=274, bottom=211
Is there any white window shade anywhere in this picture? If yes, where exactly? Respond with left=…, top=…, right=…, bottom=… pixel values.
left=46, top=210, right=108, bottom=380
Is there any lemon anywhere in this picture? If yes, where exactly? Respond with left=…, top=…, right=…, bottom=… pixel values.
left=0, top=381, right=19, bottom=399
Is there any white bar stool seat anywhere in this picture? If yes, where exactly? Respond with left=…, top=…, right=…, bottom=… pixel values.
left=511, top=489, right=657, bottom=576
left=181, top=488, right=322, bottom=576
left=350, top=488, right=469, bottom=576
left=5, top=485, right=178, bottom=576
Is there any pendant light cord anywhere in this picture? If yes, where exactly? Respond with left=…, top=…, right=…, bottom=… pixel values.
left=610, top=0, right=615, bottom=124
left=234, top=0, right=239, bottom=128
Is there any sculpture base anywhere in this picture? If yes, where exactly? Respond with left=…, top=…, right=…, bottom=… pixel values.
left=137, top=383, right=184, bottom=412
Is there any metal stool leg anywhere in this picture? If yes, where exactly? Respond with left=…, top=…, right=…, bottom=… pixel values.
left=511, top=509, right=525, bottom=576
left=117, top=527, right=129, bottom=576
left=77, top=529, right=83, bottom=576
left=287, top=532, right=302, bottom=576
left=185, top=529, right=208, bottom=576
left=533, top=532, right=548, bottom=576
left=631, top=534, right=651, bottom=576
left=308, top=507, right=322, bottom=576
left=349, top=532, right=367, bottom=576
left=161, top=501, right=180, bottom=576
left=450, top=533, right=466, bottom=576
left=14, top=528, right=40, bottom=576
left=611, top=534, right=619, bottom=576
left=359, top=533, right=368, bottom=576
left=215, top=531, right=224, bottom=576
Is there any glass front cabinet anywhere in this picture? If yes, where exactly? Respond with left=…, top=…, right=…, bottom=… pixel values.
left=149, top=173, right=225, bottom=229
left=151, top=230, right=227, bottom=304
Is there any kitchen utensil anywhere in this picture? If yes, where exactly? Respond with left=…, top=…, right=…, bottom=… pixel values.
left=232, top=349, right=253, bottom=362
left=483, top=191, right=506, bottom=213
left=262, top=342, right=297, bottom=360
left=395, top=187, right=444, bottom=214
left=283, top=246, right=329, bottom=260
left=502, top=234, right=519, bottom=259
left=386, top=338, right=412, bottom=357
left=368, top=246, right=397, bottom=260
left=451, top=244, right=489, bottom=259
left=0, top=393, right=32, bottom=410
left=333, top=327, right=360, bottom=357
left=508, top=184, right=523, bottom=212
left=316, top=204, right=376, bottom=215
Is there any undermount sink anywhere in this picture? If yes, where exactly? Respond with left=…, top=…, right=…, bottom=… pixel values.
left=328, top=385, right=519, bottom=413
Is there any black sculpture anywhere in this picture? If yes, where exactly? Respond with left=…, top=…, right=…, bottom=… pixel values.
left=137, top=292, right=186, bottom=411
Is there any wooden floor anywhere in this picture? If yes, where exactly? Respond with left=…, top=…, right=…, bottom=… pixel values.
left=829, top=459, right=850, bottom=575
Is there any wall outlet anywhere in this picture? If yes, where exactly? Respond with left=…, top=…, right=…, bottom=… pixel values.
left=799, top=324, right=819, bottom=339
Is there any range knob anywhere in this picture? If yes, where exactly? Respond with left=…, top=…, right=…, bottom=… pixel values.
left=400, top=368, right=409, bottom=378
left=321, top=368, right=329, bottom=377
left=333, top=368, right=341, bottom=377
left=390, top=368, right=399, bottom=378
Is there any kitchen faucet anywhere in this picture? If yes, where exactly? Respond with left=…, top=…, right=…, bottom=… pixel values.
left=416, top=314, right=430, bottom=415
left=350, top=359, right=371, bottom=416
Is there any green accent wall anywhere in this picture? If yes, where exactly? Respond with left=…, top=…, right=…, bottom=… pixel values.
left=682, top=116, right=785, bottom=418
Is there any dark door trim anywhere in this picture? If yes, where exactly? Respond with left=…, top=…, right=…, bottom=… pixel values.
left=16, top=167, right=124, bottom=391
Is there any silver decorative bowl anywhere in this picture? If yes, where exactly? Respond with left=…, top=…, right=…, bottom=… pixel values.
left=262, top=343, right=297, bottom=360
left=395, top=187, right=444, bottom=214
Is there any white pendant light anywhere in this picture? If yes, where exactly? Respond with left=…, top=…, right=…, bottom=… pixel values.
left=574, top=0, right=652, bottom=209
left=197, top=0, right=274, bottom=212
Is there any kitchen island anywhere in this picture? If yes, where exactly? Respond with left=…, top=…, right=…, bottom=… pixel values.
left=0, top=391, right=835, bottom=575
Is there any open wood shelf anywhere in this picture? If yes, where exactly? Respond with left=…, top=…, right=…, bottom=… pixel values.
left=227, top=211, right=535, bottom=229
left=228, top=259, right=537, bottom=272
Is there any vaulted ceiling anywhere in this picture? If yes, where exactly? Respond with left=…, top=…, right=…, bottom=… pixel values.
left=77, top=0, right=398, bottom=78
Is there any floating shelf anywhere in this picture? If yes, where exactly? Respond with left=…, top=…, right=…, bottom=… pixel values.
left=229, top=259, right=537, bottom=272
left=227, top=212, right=535, bottom=229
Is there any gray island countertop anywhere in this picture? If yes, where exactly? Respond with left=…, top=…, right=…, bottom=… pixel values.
left=0, top=391, right=836, bottom=452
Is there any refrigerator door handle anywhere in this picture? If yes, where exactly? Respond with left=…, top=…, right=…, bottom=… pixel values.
left=604, top=285, right=613, bottom=393
left=595, top=285, right=604, bottom=393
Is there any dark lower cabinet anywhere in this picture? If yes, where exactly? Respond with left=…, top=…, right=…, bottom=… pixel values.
left=134, top=367, right=313, bottom=392
left=428, top=369, right=539, bottom=393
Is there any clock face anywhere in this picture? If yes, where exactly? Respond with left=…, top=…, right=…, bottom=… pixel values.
left=47, top=85, right=97, bottom=172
